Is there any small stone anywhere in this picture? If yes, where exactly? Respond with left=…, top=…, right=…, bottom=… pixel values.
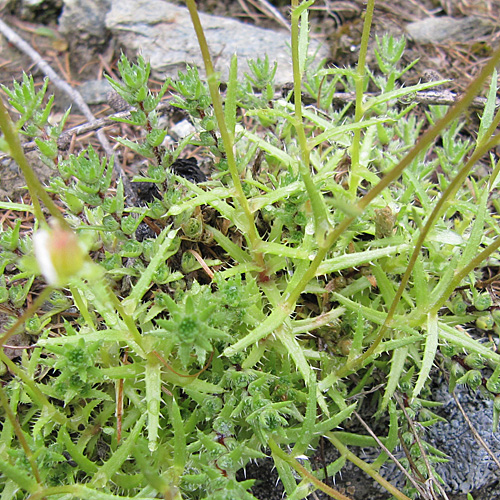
left=57, top=79, right=113, bottom=108
left=406, top=16, right=495, bottom=44
left=170, top=119, right=196, bottom=141
left=59, top=0, right=112, bottom=65
left=77, top=79, right=113, bottom=105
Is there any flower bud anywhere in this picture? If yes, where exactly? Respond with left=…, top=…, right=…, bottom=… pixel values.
left=474, top=292, right=492, bottom=311
left=450, top=294, right=467, bottom=315
left=464, top=353, right=485, bottom=370
left=33, top=223, right=85, bottom=286
left=476, top=314, right=494, bottom=331
left=25, top=315, right=42, bottom=335
left=467, top=370, right=483, bottom=390
left=486, top=376, right=500, bottom=394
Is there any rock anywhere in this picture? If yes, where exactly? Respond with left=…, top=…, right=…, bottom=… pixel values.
left=406, top=16, right=495, bottom=44
left=169, top=119, right=196, bottom=141
left=56, top=79, right=112, bottom=109
left=425, top=384, right=500, bottom=496
left=76, top=79, right=112, bottom=105
left=59, top=0, right=111, bottom=62
left=105, top=0, right=328, bottom=85
left=59, top=0, right=110, bottom=40
left=52, top=79, right=112, bottom=109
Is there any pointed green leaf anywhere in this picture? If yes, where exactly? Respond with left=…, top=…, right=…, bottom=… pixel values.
left=412, top=311, right=438, bottom=400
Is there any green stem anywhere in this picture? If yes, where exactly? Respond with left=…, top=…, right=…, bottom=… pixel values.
left=223, top=7, right=500, bottom=361
left=230, top=45, right=500, bottom=354
left=288, top=33, right=500, bottom=316
left=185, top=0, right=265, bottom=271
left=268, top=437, right=354, bottom=500
left=0, top=384, right=43, bottom=485
left=27, top=486, right=76, bottom=500
left=0, top=350, right=67, bottom=425
left=326, top=433, right=412, bottom=500
left=104, top=284, right=146, bottom=356
left=349, top=0, right=375, bottom=198
left=0, top=96, right=68, bottom=229
left=290, top=0, right=331, bottom=244
left=70, top=285, right=96, bottom=330
left=283, top=217, right=351, bottom=306
left=27, top=484, right=158, bottom=500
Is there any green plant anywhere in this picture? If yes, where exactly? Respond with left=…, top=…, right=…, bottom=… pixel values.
left=1, top=1, right=500, bottom=499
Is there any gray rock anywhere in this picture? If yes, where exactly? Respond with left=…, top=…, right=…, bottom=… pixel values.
left=55, top=79, right=112, bottom=109
left=105, top=0, right=328, bottom=85
left=59, top=0, right=111, bottom=43
left=344, top=383, right=500, bottom=499
left=406, top=16, right=495, bottom=44
left=170, top=119, right=196, bottom=141
left=77, top=79, right=112, bottom=105
left=425, top=384, right=500, bottom=495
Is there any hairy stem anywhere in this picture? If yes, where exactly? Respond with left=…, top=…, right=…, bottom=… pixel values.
left=349, top=0, right=375, bottom=198
left=327, top=433, right=412, bottom=500
left=185, top=0, right=265, bottom=271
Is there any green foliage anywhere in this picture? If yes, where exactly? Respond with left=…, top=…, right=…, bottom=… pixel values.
left=1, top=73, right=70, bottom=167
left=1, top=2, right=500, bottom=499
left=167, top=65, right=228, bottom=167
left=154, top=285, right=231, bottom=368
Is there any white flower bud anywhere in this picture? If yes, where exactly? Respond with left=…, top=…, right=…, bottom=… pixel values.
left=33, top=222, right=85, bottom=286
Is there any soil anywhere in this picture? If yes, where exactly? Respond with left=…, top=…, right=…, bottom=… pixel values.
left=1, top=1, right=500, bottom=499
